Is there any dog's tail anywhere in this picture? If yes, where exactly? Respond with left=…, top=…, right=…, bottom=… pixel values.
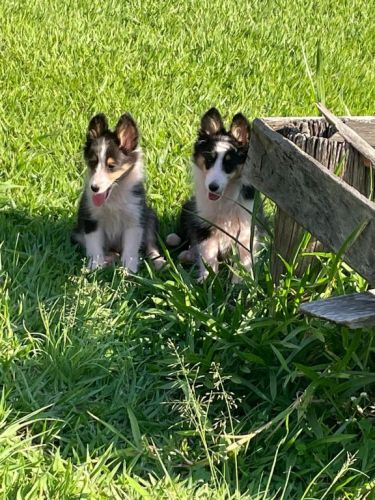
left=166, top=232, right=196, bottom=263
left=166, top=198, right=197, bottom=263
left=143, top=207, right=166, bottom=270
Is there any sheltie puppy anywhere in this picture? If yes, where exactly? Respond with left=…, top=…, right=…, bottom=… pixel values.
left=72, top=113, right=165, bottom=272
left=167, top=107, right=260, bottom=282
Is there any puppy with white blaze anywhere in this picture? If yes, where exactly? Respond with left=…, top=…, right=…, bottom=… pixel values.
left=167, top=107, right=261, bottom=282
left=72, top=113, right=165, bottom=272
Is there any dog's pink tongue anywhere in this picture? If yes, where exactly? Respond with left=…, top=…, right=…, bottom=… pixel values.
left=92, top=192, right=107, bottom=207
left=208, top=192, right=220, bottom=201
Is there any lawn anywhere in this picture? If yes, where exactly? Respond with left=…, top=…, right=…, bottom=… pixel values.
left=0, top=0, right=375, bottom=497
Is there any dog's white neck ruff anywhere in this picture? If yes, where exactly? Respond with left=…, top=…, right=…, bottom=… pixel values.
left=192, top=161, right=253, bottom=260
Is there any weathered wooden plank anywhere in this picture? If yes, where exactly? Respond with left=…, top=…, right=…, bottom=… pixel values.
left=263, top=116, right=375, bottom=124
left=317, top=103, right=375, bottom=167
left=300, top=290, right=375, bottom=329
left=247, top=118, right=375, bottom=285
left=263, top=116, right=375, bottom=147
left=265, top=117, right=374, bottom=282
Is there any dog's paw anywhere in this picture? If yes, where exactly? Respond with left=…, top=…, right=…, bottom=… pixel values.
left=121, top=259, right=139, bottom=274
left=147, top=251, right=167, bottom=271
left=178, top=249, right=195, bottom=264
left=87, top=256, right=106, bottom=271
left=197, top=270, right=209, bottom=284
left=166, top=233, right=181, bottom=247
left=152, top=256, right=167, bottom=271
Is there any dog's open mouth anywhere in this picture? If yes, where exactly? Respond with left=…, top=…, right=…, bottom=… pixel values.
left=208, top=192, right=221, bottom=201
left=92, top=186, right=112, bottom=207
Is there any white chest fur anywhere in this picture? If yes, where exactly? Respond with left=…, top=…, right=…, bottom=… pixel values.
left=87, top=183, right=142, bottom=248
left=194, top=167, right=253, bottom=252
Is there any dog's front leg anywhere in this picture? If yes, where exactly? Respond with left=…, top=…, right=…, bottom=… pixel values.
left=85, top=227, right=106, bottom=270
left=198, top=237, right=219, bottom=282
left=121, top=226, right=143, bottom=273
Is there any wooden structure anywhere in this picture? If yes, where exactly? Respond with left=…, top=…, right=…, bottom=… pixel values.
left=246, top=105, right=375, bottom=328
left=271, top=115, right=375, bottom=281
left=300, top=290, right=375, bottom=328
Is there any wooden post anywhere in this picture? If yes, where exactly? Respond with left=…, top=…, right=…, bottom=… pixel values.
left=248, top=116, right=375, bottom=283
left=247, top=118, right=375, bottom=285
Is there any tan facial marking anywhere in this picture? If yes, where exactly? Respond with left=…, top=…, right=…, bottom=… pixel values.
left=106, top=157, right=116, bottom=167
left=107, top=162, right=134, bottom=182
left=195, top=153, right=206, bottom=170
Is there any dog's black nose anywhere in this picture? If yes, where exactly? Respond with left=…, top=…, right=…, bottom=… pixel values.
left=208, top=182, right=219, bottom=192
left=91, top=184, right=100, bottom=193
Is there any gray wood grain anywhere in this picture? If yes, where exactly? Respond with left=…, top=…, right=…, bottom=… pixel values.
left=300, top=291, right=375, bottom=328
left=317, top=103, right=375, bottom=167
left=270, top=116, right=374, bottom=281
left=263, top=116, right=375, bottom=147
left=247, top=118, right=375, bottom=285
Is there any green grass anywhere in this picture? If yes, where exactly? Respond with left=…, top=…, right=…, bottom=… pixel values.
left=1, top=0, right=375, bottom=497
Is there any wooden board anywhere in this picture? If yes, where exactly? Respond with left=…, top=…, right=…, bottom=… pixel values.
left=247, top=118, right=375, bottom=285
left=317, top=104, right=375, bottom=167
left=263, top=116, right=375, bottom=147
left=300, top=290, right=375, bottom=329
left=270, top=119, right=374, bottom=282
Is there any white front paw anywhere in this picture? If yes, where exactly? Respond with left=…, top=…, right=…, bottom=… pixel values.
left=197, top=269, right=209, bottom=283
left=87, top=255, right=106, bottom=271
left=121, top=257, right=139, bottom=274
left=152, top=256, right=166, bottom=271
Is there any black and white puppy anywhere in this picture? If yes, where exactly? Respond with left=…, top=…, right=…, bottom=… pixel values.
left=167, top=108, right=260, bottom=282
left=72, top=113, right=165, bottom=272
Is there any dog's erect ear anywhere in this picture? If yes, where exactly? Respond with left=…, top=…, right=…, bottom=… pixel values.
left=230, top=113, right=251, bottom=146
left=88, top=113, right=108, bottom=139
left=115, top=113, right=139, bottom=153
left=199, top=108, right=225, bottom=137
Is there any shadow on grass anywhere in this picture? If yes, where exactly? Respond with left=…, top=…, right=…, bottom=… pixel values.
left=0, top=205, right=180, bottom=284
left=0, top=205, right=190, bottom=340
left=0, top=206, right=193, bottom=475
left=1, top=207, right=373, bottom=496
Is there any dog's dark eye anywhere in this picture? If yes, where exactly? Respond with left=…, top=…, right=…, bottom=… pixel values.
left=223, top=149, right=247, bottom=174
left=223, top=162, right=237, bottom=174
left=87, top=156, right=98, bottom=168
left=237, top=149, right=247, bottom=163
left=223, top=151, right=239, bottom=174
left=204, top=152, right=217, bottom=169
left=106, top=157, right=117, bottom=170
